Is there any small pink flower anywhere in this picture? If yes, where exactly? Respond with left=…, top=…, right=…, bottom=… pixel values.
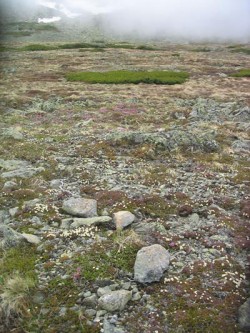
left=73, top=267, right=81, bottom=283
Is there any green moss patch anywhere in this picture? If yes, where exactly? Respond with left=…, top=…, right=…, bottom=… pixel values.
left=0, top=245, right=37, bottom=281
left=230, top=47, right=250, bottom=55
left=66, top=70, right=189, bottom=85
left=230, top=69, right=250, bottom=77
left=21, top=44, right=57, bottom=51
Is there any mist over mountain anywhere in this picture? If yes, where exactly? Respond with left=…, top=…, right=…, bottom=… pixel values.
left=0, top=0, right=249, bottom=42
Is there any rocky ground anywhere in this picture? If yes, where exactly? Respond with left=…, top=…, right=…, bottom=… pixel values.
left=0, top=38, right=250, bottom=333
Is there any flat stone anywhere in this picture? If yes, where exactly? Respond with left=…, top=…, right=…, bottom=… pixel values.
left=70, top=216, right=112, bottom=229
left=22, top=233, right=41, bottom=245
left=113, top=211, right=135, bottom=230
left=134, top=244, right=170, bottom=283
left=62, top=198, right=97, bottom=217
left=0, top=159, right=29, bottom=171
left=1, top=167, right=45, bottom=179
left=98, top=290, right=132, bottom=312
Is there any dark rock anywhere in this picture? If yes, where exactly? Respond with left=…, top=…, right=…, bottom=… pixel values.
left=178, top=205, right=193, bottom=217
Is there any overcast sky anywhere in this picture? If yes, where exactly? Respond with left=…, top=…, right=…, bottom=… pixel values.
left=1, top=0, right=250, bottom=41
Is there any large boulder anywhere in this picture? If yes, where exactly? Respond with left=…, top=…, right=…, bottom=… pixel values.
left=62, top=198, right=97, bottom=217
left=134, top=244, right=170, bottom=283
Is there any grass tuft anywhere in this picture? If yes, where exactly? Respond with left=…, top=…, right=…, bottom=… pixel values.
left=66, top=70, right=189, bottom=85
left=0, top=274, right=35, bottom=325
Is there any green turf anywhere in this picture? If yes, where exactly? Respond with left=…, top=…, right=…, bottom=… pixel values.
left=230, top=48, right=250, bottom=55
left=66, top=70, right=189, bottom=84
left=230, top=69, right=250, bottom=77
left=21, top=44, right=57, bottom=51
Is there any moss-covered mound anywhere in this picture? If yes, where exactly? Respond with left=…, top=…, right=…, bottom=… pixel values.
left=66, top=70, right=189, bottom=85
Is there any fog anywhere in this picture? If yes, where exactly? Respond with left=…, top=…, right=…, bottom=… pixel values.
left=1, top=0, right=250, bottom=42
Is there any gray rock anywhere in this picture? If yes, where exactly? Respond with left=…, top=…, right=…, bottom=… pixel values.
left=9, top=207, right=19, bottom=217
left=3, top=180, right=18, bottom=189
left=85, top=309, right=96, bottom=318
left=22, top=233, right=41, bottom=245
left=0, top=210, right=10, bottom=224
left=232, top=140, right=250, bottom=152
left=103, top=318, right=115, bottom=333
left=62, top=198, right=97, bottom=217
left=188, top=213, right=200, bottom=224
left=106, top=128, right=219, bottom=153
left=0, top=225, right=25, bottom=249
left=70, top=216, right=112, bottom=229
left=1, top=167, right=45, bottom=179
left=0, top=159, right=29, bottom=171
left=0, top=127, right=24, bottom=140
left=82, top=295, right=98, bottom=308
left=95, top=310, right=107, bottom=319
left=98, top=286, right=112, bottom=297
left=98, top=290, right=132, bottom=312
left=134, top=244, right=170, bottom=283
left=238, top=298, right=250, bottom=331
left=83, top=291, right=92, bottom=298
left=61, top=218, right=73, bottom=229
left=132, top=292, right=141, bottom=301
left=59, top=307, right=67, bottom=317
left=113, top=211, right=135, bottom=230
left=50, top=179, right=63, bottom=189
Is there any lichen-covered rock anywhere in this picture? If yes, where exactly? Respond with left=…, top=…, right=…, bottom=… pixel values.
left=134, top=244, right=170, bottom=283
left=106, top=128, right=219, bottom=153
left=98, top=290, right=132, bottom=312
left=0, top=225, right=25, bottom=249
left=113, top=211, right=135, bottom=230
left=0, top=159, right=29, bottom=171
left=1, top=167, right=45, bottom=179
left=70, top=216, right=112, bottom=228
left=22, top=233, right=41, bottom=245
left=0, top=225, right=41, bottom=248
left=238, top=298, right=250, bottom=331
left=62, top=197, right=97, bottom=217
